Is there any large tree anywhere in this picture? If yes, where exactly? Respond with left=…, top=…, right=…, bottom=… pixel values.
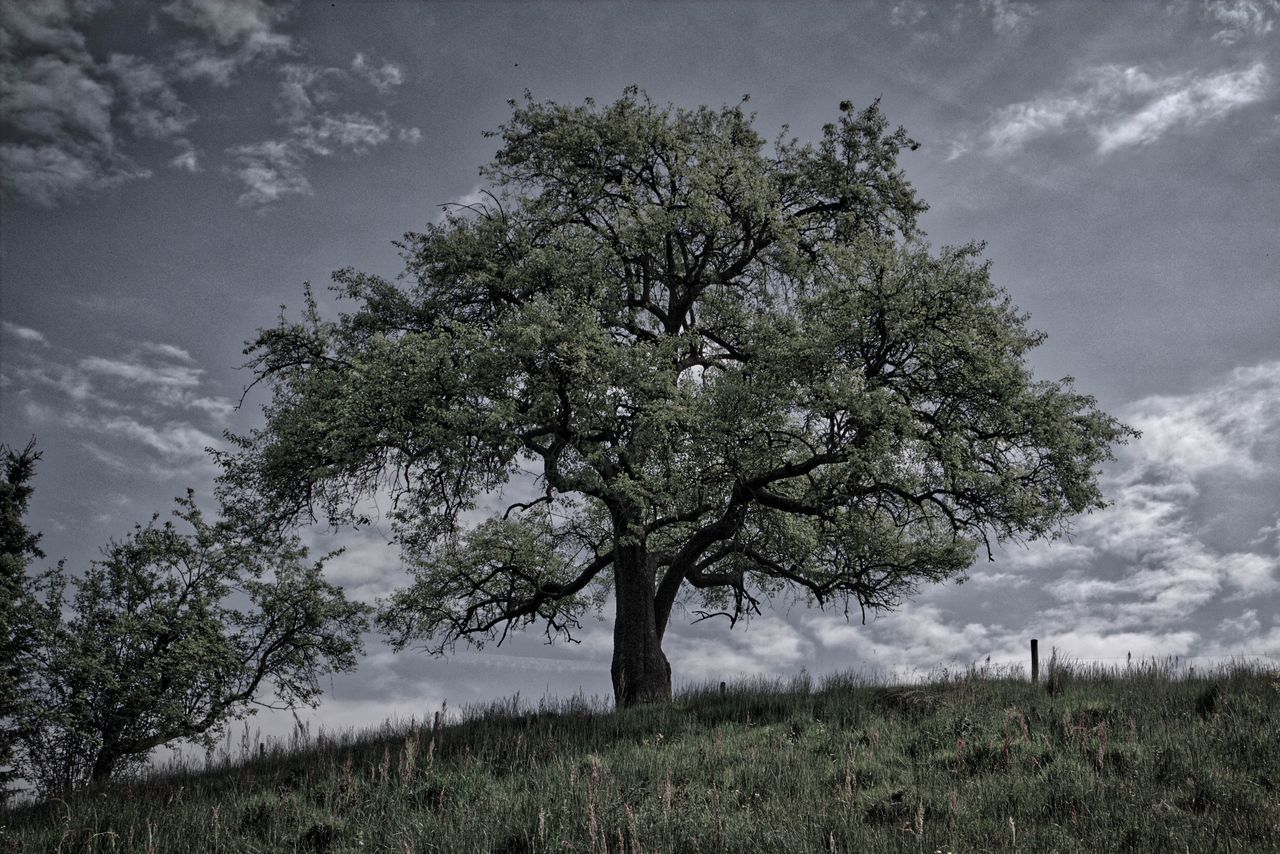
left=219, top=90, right=1133, bottom=706
left=15, top=493, right=368, bottom=795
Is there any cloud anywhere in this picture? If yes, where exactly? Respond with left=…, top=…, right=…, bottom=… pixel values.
left=887, top=0, right=1034, bottom=37
left=889, top=1, right=928, bottom=28
left=162, top=0, right=295, bottom=85
left=808, top=605, right=1010, bottom=667
left=1205, top=0, right=1278, bottom=43
left=779, top=359, right=1280, bottom=677
left=1000, top=361, right=1280, bottom=646
left=966, top=61, right=1270, bottom=157
left=141, top=341, right=196, bottom=362
left=0, top=42, right=150, bottom=205
left=227, top=138, right=311, bottom=206
left=1095, top=63, right=1270, bottom=152
left=0, top=1, right=196, bottom=206
left=170, top=145, right=201, bottom=172
left=2, top=320, right=50, bottom=346
left=105, top=53, right=196, bottom=140
left=225, top=56, right=419, bottom=208
left=351, top=53, right=404, bottom=94
left=80, top=354, right=204, bottom=389
left=294, top=113, right=393, bottom=156
left=980, top=0, right=1036, bottom=35
left=4, top=335, right=236, bottom=479
left=86, top=414, right=220, bottom=463
left=1, top=2, right=416, bottom=208
left=1124, top=361, right=1280, bottom=477
left=669, top=616, right=813, bottom=683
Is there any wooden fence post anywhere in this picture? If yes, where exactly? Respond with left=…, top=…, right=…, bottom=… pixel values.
left=1030, top=639, right=1039, bottom=683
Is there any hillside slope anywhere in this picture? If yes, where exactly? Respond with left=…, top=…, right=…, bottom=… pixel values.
left=3, top=662, right=1278, bottom=852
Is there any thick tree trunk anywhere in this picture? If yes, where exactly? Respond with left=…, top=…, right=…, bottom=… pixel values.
left=89, top=748, right=117, bottom=786
left=610, top=541, right=671, bottom=707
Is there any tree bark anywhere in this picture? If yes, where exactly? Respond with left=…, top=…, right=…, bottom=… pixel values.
left=89, top=748, right=117, bottom=786
left=610, top=541, right=671, bottom=706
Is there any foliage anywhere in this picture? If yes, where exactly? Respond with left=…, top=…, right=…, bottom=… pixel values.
left=3, top=660, right=1277, bottom=852
left=0, top=440, right=45, bottom=802
left=218, top=88, right=1134, bottom=704
left=12, top=493, right=369, bottom=797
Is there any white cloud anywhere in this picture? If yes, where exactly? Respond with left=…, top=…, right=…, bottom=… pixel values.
left=351, top=53, right=404, bottom=94
left=294, top=112, right=393, bottom=156
left=4, top=335, right=236, bottom=481
left=187, top=395, right=236, bottom=419
left=0, top=0, right=89, bottom=54
left=669, top=616, right=813, bottom=683
left=169, top=145, right=201, bottom=172
left=1205, top=0, right=1278, bottom=43
left=275, top=63, right=342, bottom=122
left=163, top=0, right=293, bottom=52
left=165, top=44, right=240, bottom=87
left=1037, top=629, right=1200, bottom=662
left=1124, top=360, right=1280, bottom=476
left=162, top=0, right=294, bottom=84
left=969, top=61, right=1271, bottom=157
left=980, top=0, right=1036, bottom=35
left=809, top=605, right=1007, bottom=665
left=141, top=341, right=196, bottom=362
left=1, top=320, right=50, bottom=346
left=93, top=415, right=220, bottom=462
left=80, top=354, right=204, bottom=389
left=1095, top=62, right=1271, bottom=153
left=227, top=138, right=311, bottom=206
left=889, top=1, right=928, bottom=28
left=887, top=0, right=1034, bottom=36
left=1018, top=361, right=1280, bottom=647
left=225, top=58, right=416, bottom=208
left=795, top=359, right=1280, bottom=674
left=994, top=537, right=1096, bottom=572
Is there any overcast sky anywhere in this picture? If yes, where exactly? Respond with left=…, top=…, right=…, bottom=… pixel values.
left=2, top=0, right=1278, bottom=743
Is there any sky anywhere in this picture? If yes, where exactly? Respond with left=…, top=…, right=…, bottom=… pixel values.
left=2, top=0, right=1279, bottom=746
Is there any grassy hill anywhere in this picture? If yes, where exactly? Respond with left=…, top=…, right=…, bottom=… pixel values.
left=3, top=658, right=1277, bottom=852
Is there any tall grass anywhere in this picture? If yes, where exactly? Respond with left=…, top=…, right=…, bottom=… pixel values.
left=2, top=657, right=1277, bottom=852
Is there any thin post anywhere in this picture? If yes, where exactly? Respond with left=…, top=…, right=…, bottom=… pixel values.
left=1030, top=638, right=1039, bottom=683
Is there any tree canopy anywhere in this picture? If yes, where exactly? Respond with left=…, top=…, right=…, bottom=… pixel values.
left=13, top=493, right=368, bottom=795
left=1, top=439, right=45, bottom=801
left=219, top=89, right=1133, bottom=706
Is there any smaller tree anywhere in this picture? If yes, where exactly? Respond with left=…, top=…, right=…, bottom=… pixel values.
left=16, top=493, right=369, bottom=796
left=1, top=439, right=45, bottom=802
